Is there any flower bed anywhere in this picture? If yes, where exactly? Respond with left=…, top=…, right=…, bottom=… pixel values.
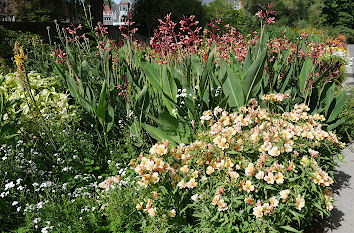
left=100, top=99, right=344, bottom=232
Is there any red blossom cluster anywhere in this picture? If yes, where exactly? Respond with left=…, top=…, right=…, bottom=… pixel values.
left=95, top=22, right=108, bottom=36
left=63, top=24, right=86, bottom=42
left=255, top=2, right=276, bottom=25
left=119, top=13, right=139, bottom=40
left=50, top=48, right=67, bottom=63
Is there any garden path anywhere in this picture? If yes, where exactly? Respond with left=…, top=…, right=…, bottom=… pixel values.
left=343, top=44, right=354, bottom=92
left=324, top=44, right=354, bottom=233
left=324, top=143, right=354, bottom=232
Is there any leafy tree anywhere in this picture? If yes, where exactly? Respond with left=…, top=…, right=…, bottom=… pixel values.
left=2, top=0, right=84, bottom=22
left=132, top=0, right=207, bottom=37
left=204, top=0, right=245, bottom=29
left=241, top=0, right=324, bottom=27
left=322, top=0, right=354, bottom=41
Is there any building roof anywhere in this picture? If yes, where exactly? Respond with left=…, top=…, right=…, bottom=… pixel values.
left=119, top=0, right=131, bottom=6
left=103, top=4, right=112, bottom=14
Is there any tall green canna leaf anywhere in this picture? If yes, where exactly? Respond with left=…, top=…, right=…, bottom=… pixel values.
left=135, top=85, right=150, bottom=121
left=199, top=45, right=215, bottom=98
left=299, top=58, right=313, bottom=97
left=96, top=80, right=107, bottom=125
left=327, top=91, right=346, bottom=122
left=279, top=64, right=294, bottom=93
left=191, top=54, right=202, bottom=77
left=223, top=67, right=244, bottom=108
left=242, top=50, right=267, bottom=103
left=142, top=123, right=178, bottom=146
left=324, top=84, right=335, bottom=115
left=142, top=62, right=162, bottom=91
left=243, top=47, right=252, bottom=75
left=106, top=105, right=114, bottom=133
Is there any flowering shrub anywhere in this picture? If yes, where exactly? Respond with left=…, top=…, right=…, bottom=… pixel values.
left=101, top=99, right=344, bottom=232
left=0, top=71, right=75, bottom=123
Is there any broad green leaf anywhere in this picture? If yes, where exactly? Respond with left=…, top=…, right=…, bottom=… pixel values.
left=324, top=84, right=335, bottom=115
left=199, top=44, right=214, bottom=98
left=96, top=80, right=107, bottom=123
left=243, top=47, right=252, bottom=75
left=157, top=111, right=178, bottom=134
left=135, top=85, right=150, bottom=120
left=299, top=58, right=313, bottom=97
left=223, top=68, right=244, bottom=108
left=142, top=62, right=162, bottom=91
left=106, top=106, right=114, bottom=132
left=279, top=64, right=294, bottom=93
left=142, top=123, right=178, bottom=146
left=327, top=118, right=346, bottom=130
left=327, top=91, right=346, bottom=122
left=279, top=226, right=301, bottom=233
left=66, top=74, right=79, bottom=98
left=191, top=54, right=202, bottom=77
left=242, top=50, right=267, bottom=102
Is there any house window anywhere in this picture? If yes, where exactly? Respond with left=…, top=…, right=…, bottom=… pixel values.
left=120, top=5, right=128, bottom=11
left=234, top=1, right=241, bottom=10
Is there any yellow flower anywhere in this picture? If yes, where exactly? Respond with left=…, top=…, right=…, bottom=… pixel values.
left=275, top=172, right=284, bottom=184
left=211, top=194, right=221, bottom=206
left=169, top=209, right=176, bottom=217
left=245, top=163, right=255, bottom=176
left=268, top=146, right=280, bottom=156
left=206, top=166, right=215, bottom=175
left=326, top=201, right=333, bottom=211
left=243, top=180, right=255, bottom=193
left=229, top=171, right=239, bottom=180
left=280, top=189, right=290, bottom=200
left=177, top=179, right=186, bottom=189
left=269, top=196, right=279, bottom=207
left=264, top=172, right=275, bottom=184
left=253, top=206, right=263, bottom=218
left=151, top=172, right=160, bottom=184
left=136, top=202, right=143, bottom=210
left=191, top=193, right=199, bottom=201
left=187, top=178, right=197, bottom=189
left=14, top=54, right=23, bottom=67
left=191, top=170, right=199, bottom=178
left=217, top=198, right=228, bottom=211
left=180, top=165, right=189, bottom=174
left=148, top=207, right=157, bottom=217
left=255, top=171, right=265, bottom=180
left=294, top=195, right=305, bottom=210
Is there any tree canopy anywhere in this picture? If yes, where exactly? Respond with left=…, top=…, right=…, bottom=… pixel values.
left=132, top=0, right=207, bottom=37
left=204, top=0, right=245, bottom=29
left=1, top=0, right=84, bottom=22
left=241, top=0, right=324, bottom=27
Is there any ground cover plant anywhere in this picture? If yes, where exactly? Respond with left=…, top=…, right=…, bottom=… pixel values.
left=0, top=2, right=353, bottom=232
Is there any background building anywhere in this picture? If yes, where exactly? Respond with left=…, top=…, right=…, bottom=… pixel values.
left=103, top=0, right=132, bottom=26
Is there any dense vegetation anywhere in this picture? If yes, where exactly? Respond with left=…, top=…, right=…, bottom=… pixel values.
left=0, top=1, right=353, bottom=232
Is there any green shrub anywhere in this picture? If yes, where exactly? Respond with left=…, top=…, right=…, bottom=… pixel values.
left=0, top=71, right=75, bottom=124
left=101, top=99, right=344, bottom=232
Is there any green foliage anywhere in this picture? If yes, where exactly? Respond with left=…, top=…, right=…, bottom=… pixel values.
left=3, top=0, right=83, bottom=22
left=132, top=0, right=208, bottom=37
left=0, top=71, right=75, bottom=123
left=241, top=0, right=324, bottom=27
left=335, top=89, right=354, bottom=143
left=322, top=0, right=354, bottom=42
left=102, top=103, right=344, bottom=232
left=205, top=0, right=246, bottom=29
left=0, top=26, right=54, bottom=75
